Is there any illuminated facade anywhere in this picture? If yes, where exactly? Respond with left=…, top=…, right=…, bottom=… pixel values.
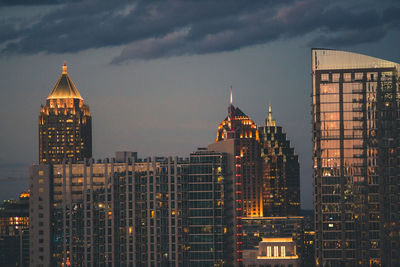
left=39, top=62, right=92, bottom=163
left=242, top=216, right=314, bottom=267
left=312, top=49, right=400, bottom=266
left=242, top=237, right=300, bottom=267
left=259, top=105, right=300, bottom=217
left=30, top=150, right=240, bottom=267
left=214, top=88, right=262, bottom=218
left=210, top=89, right=262, bottom=265
left=30, top=157, right=185, bottom=267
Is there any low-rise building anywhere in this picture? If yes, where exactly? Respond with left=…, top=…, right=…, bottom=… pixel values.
left=243, top=237, right=300, bottom=267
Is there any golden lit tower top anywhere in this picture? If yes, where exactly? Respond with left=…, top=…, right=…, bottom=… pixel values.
left=265, top=104, right=276, bottom=127
left=62, top=61, right=67, bottom=74
left=216, top=86, right=259, bottom=142
left=47, top=62, right=83, bottom=100
left=39, top=62, right=92, bottom=164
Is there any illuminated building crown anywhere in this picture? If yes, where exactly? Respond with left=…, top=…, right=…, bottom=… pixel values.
left=215, top=87, right=259, bottom=141
left=47, top=62, right=83, bottom=100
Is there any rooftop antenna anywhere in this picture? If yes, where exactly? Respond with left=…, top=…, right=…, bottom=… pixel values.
left=62, top=61, right=67, bottom=74
left=230, top=86, right=233, bottom=105
left=266, top=103, right=276, bottom=127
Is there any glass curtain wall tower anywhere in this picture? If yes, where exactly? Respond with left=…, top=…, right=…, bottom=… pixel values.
left=186, top=149, right=226, bottom=266
left=312, top=49, right=400, bottom=267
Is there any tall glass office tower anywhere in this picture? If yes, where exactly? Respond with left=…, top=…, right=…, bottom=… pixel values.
left=312, top=49, right=400, bottom=266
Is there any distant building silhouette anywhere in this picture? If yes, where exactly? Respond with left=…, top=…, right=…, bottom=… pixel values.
left=115, top=151, right=137, bottom=162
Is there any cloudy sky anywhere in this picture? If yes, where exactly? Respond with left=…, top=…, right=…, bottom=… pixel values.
left=0, top=0, right=399, bottom=208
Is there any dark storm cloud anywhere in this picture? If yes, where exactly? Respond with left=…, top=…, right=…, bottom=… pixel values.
left=0, top=0, right=398, bottom=63
left=0, top=0, right=77, bottom=6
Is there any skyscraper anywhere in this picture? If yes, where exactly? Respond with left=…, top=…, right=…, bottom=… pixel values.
left=209, top=88, right=262, bottom=265
left=258, top=105, right=300, bottom=217
left=39, top=62, right=92, bottom=163
left=214, top=88, right=262, bottom=217
left=186, top=149, right=227, bottom=266
left=312, top=49, right=400, bottom=266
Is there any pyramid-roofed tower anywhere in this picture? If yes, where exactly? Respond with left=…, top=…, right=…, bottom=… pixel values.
left=47, top=62, right=83, bottom=100
left=39, top=62, right=92, bottom=164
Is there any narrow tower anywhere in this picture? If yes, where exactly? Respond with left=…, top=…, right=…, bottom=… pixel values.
left=209, top=87, right=262, bottom=265
left=214, top=87, right=262, bottom=216
left=39, top=62, right=92, bottom=163
left=258, top=105, right=300, bottom=217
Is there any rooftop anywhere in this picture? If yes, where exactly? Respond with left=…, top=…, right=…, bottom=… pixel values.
left=47, top=62, right=83, bottom=100
left=312, top=49, right=400, bottom=71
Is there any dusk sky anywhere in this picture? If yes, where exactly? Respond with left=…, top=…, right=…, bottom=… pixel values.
left=0, top=0, right=399, bottom=209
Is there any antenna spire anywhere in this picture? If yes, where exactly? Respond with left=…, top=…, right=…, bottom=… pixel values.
left=230, top=86, right=232, bottom=105
left=62, top=61, right=67, bottom=74
left=266, top=103, right=276, bottom=127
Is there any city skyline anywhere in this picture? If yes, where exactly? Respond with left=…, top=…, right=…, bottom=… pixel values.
left=1, top=0, right=400, bottom=211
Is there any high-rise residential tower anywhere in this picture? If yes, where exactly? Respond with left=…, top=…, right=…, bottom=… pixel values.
left=258, top=105, right=300, bottom=217
left=312, top=49, right=400, bottom=266
left=39, top=62, right=92, bottom=163
left=185, top=149, right=227, bottom=266
left=30, top=157, right=186, bottom=267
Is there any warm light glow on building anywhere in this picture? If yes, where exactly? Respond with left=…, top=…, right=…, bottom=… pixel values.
left=39, top=62, right=92, bottom=163
left=19, top=192, right=30, bottom=199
